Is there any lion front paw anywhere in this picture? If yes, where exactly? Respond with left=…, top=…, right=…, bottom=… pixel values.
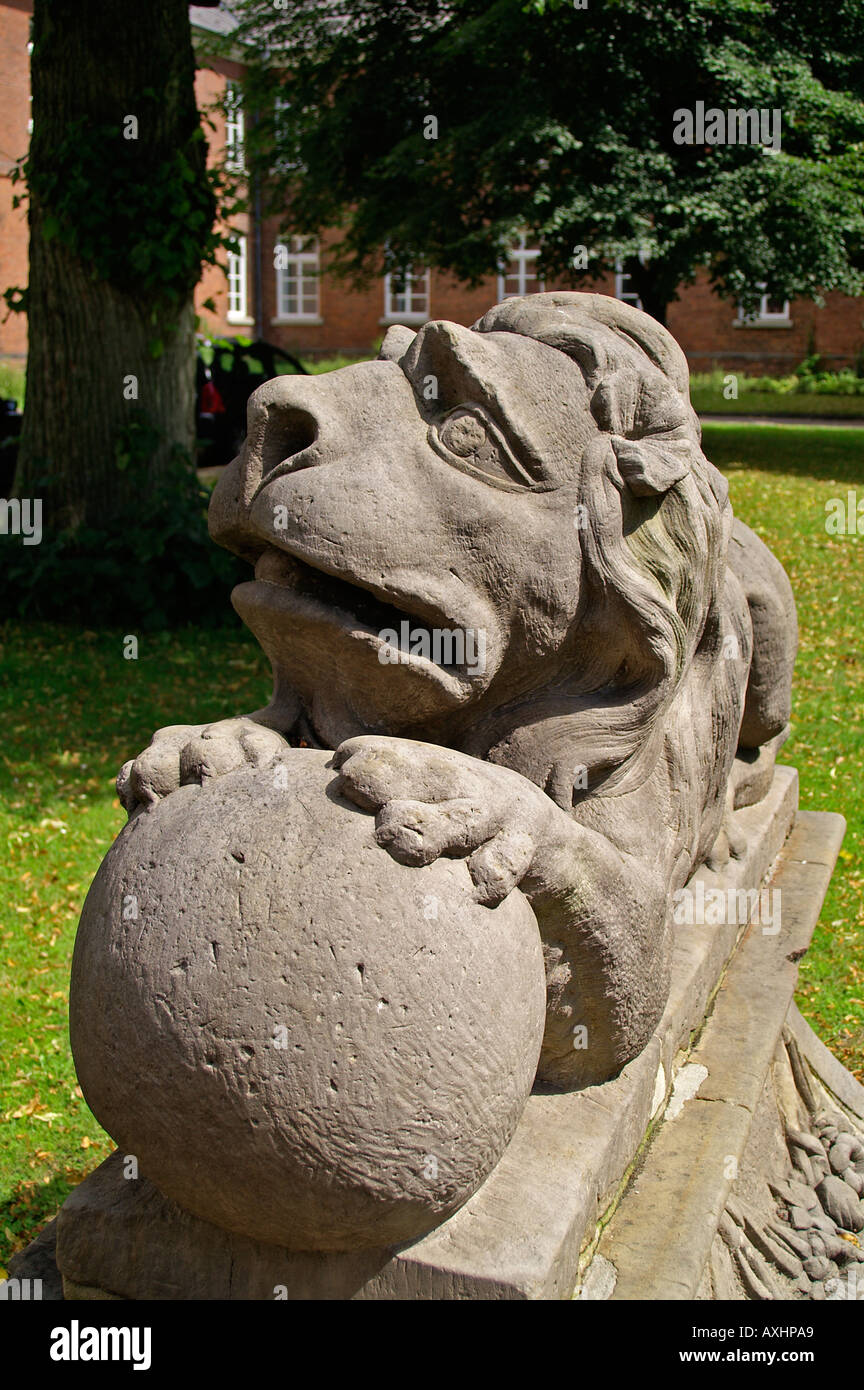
left=333, top=736, right=550, bottom=906
left=117, top=718, right=288, bottom=815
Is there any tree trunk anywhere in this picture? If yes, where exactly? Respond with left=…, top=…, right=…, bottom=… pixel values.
left=18, top=1, right=211, bottom=530
left=631, top=279, right=669, bottom=327
left=623, top=259, right=674, bottom=327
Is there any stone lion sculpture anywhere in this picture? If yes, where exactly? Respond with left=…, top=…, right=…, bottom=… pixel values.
left=71, top=292, right=797, bottom=1252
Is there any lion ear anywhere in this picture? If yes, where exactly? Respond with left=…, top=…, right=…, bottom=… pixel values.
left=611, top=436, right=692, bottom=497
left=591, top=368, right=693, bottom=496
left=378, top=325, right=417, bottom=362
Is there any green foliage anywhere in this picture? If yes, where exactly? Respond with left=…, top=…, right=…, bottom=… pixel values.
left=0, top=360, right=26, bottom=409
left=690, top=389, right=864, bottom=418
left=229, top=0, right=864, bottom=319
left=300, top=352, right=375, bottom=374
left=1, top=286, right=27, bottom=319
left=10, top=122, right=225, bottom=318
left=0, top=445, right=248, bottom=629
left=795, top=367, right=864, bottom=393
left=691, top=366, right=864, bottom=398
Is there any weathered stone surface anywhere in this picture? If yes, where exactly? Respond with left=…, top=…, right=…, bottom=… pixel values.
left=71, top=751, right=546, bottom=1251
left=602, top=1096, right=754, bottom=1300
left=589, top=806, right=849, bottom=1301
left=5, top=1218, right=63, bottom=1300
left=767, top=1220, right=810, bottom=1260
left=809, top=1230, right=854, bottom=1263
left=816, top=1176, right=864, bottom=1233
left=57, top=1151, right=396, bottom=1300
left=829, top=1134, right=864, bottom=1177
left=709, top=1232, right=743, bottom=1300
left=786, top=1126, right=825, bottom=1159
left=790, top=1206, right=820, bottom=1231
left=576, top=1254, right=617, bottom=1301
left=688, top=815, right=845, bottom=1121
left=770, top=1178, right=818, bottom=1211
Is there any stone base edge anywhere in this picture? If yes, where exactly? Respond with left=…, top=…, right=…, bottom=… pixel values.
left=585, top=809, right=860, bottom=1302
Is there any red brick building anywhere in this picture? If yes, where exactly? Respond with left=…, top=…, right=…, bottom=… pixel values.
left=2, top=0, right=863, bottom=375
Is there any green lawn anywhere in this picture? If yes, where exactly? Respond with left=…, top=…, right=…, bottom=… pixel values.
left=703, top=423, right=864, bottom=1091
left=1, top=420, right=863, bottom=1273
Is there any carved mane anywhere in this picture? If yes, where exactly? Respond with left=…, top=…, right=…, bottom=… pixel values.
left=466, top=293, right=733, bottom=807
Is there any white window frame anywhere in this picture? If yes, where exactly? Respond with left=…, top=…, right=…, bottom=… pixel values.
left=736, top=288, right=791, bottom=327
left=382, top=265, right=430, bottom=324
left=497, top=234, right=544, bottom=301
left=225, top=80, right=245, bottom=173
left=274, top=236, right=322, bottom=324
left=227, top=235, right=250, bottom=323
left=27, top=41, right=33, bottom=135
left=614, top=258, right=643, bottom=309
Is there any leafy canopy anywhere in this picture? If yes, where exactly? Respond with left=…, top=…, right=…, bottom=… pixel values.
left=229, top=0, right=864, bottom=319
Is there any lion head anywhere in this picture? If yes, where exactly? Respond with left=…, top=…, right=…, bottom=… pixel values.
left=209, top=291, right=731, bottom=808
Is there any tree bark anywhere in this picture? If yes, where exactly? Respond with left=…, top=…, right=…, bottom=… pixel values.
left=18, top=1, right=210, bottom=530
left=622, top=258, right=676, bottom=327
left=630, top=278, right=669, bottom=327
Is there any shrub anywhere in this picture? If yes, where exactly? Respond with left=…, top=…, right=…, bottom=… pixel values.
left=0, top=360, right=26, bottom=409
left=0, top=450, right=247, bottom=629
left=690, top=367, right=864, bottom=398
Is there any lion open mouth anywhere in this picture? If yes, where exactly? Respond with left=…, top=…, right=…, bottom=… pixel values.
left=249, top=545, right=484, bottom=681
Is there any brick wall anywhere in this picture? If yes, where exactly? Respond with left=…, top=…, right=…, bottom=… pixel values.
left=667, top=275, right=864, bottom=377
left=259, top=234, right=864, bottom=374
left=0, top=0, right=32, bottom=362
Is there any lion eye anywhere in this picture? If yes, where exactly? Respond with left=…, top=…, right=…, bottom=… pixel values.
left=440, top=411, right=489, bottom=459
left=431, top=407, right=534, bottom=490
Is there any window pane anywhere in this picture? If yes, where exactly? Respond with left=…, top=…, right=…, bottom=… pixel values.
left=384, top=265, right=427, bottom=318
left=227, top=237, right=247, bottom=317
left=499, top=239, right=542, bottom=300
left=277, top=240, right=319, bottom=317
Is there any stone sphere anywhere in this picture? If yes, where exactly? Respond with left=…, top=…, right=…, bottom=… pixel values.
left=70, top=750, right=545, bottom=1251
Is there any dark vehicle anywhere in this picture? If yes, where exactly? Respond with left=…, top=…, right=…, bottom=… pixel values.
left=196, top=336, right=307, bottom=469
left=0, top=396, right=22, bottom=497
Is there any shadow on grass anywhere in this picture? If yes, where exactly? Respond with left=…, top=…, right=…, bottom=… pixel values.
left=702, top=423, right=864, bottom=487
